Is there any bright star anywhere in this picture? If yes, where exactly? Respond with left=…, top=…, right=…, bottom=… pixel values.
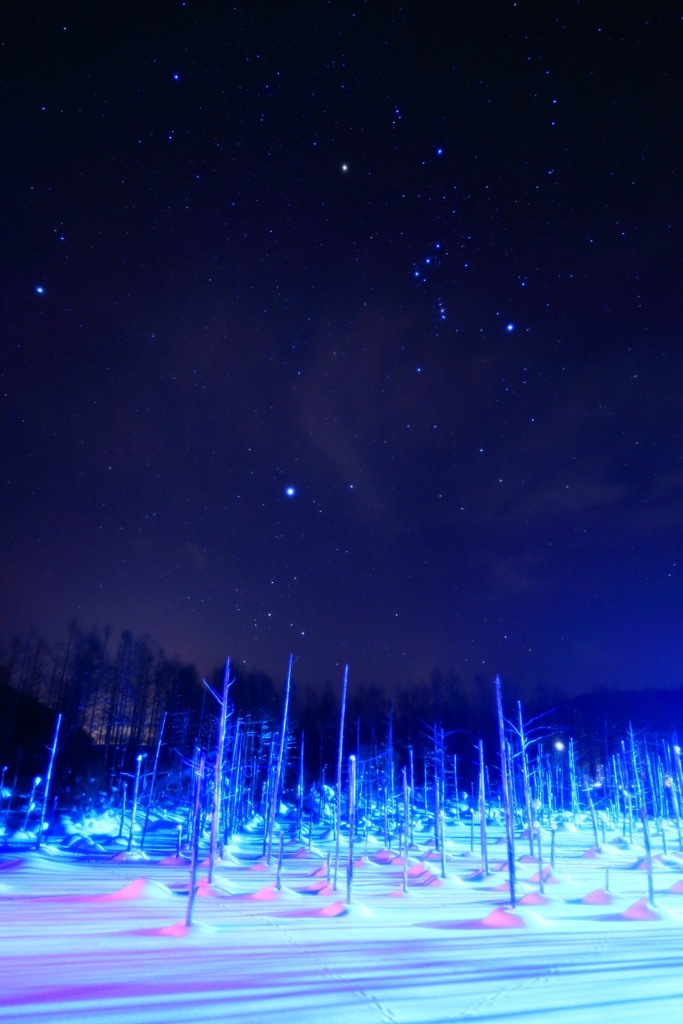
left=285, top=486, right=296, bottom=497
left=506, top=322, right=515, bottom=332
left=35, top=285, right=45, bottom=295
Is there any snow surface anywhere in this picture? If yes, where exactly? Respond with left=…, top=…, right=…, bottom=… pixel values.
left=2, top=815, right=683, bottom=1023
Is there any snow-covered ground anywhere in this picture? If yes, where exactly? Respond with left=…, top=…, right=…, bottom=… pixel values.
left=2, top=814, right=683, bottom=1023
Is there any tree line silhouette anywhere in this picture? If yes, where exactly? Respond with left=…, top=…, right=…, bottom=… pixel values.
left=1, top=621, right=681, bottom=803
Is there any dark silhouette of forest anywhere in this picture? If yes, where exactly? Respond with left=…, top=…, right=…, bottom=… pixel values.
left=1, top=622, right=681, bottom=804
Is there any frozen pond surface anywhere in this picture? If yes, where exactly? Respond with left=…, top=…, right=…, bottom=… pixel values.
left=2, top=816, right=683, bottom=1023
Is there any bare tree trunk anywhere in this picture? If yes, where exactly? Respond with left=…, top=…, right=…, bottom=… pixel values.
left=333, top=664, right=349, bottom=890
left=550, top=823, right=556, bottom=868
left=537, top=817, right=545, bottom=895
left=517, top=702, right=535, bottom=857
left=297, top=731, right=305, bottom=841
left=266, top=655, right=293, bottom=864
left=640, top=805, right=656, bottom=906
left=275, top=831, right=285, bottom=891
left=185, top=750, right=205, bottom=926
left=408, top=746, right=415, bottom=848
left=586, top=783, right=602, bottom=853
left=208, top=660, right=233, bottom=882
left=496, top=675, right=516, bottom=908
left=127, top=752, right=146, bottom=851
left=36, top=713, right=61, bottom=850
left=141, top=711, right=167, bottom=850
left=402, top=767, right=410, bottom=893
left=478, top=739, right=489, bottom=875
left=569, top=738, right=580, bottom=821
left=666, top=742, right=683, bottom=852
left=433, top=767, right=441, bottom=853
left=346, top=754, right=356, bottom=904
left=224, top=718, right=242, bottom=841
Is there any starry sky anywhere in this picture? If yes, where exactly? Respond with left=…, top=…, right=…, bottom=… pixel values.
left=2, top=2, right=682, bottom=696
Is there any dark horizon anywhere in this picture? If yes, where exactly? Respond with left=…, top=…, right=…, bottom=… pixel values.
left=2, top=3, right=682, bottom=697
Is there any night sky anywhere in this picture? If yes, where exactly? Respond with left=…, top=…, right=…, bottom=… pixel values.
left=2, top=2, right=682, bottom=696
